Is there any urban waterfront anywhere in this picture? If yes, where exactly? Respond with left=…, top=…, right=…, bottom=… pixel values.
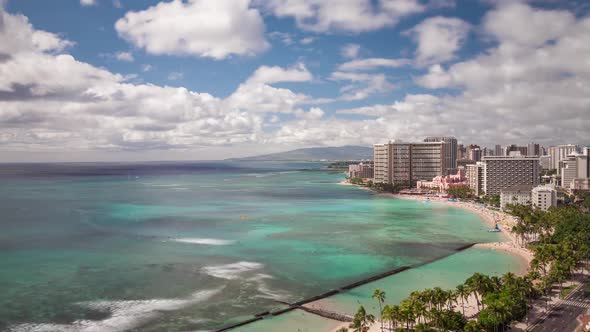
left=0, top=162, right=518, bottom=332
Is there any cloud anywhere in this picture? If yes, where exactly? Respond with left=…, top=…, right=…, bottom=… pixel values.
left=405, top=16, right=471, bottom=66
left=115, top=0, right=269, bottom=60
left=0, top=12, right=74, bottom=55
left=338, top=58, right=411, bottom=71
left=115, top=51, right=134, bottom=62
left=413, top=64, right=452, bottom=89
left=141, top=64, right=152, bottom=72
left=226, top=63, right=315, bottom=113
left=300, top=37, right=315, bottom=45
left=245, top=63, right=312, bottom=84
left=483, top=2, right=574, bottom=48
left=330, top=71, right=395, bottom=101
left=341, top=43, right=361, bottom=59
left=80, top=0, right=97, bottom=6
left=263, top=2, right=590, bottom=149
left=278, top=3, right=590, bottom=148
left=167, top=72, right=183, bottom=81
left=295, top=107, right=324, bottom=120
left=3, top=1, right=590, bottom=158
left=268, top=31, right=294, bottom=46
left=0, top=9, right=264, bottom=152
left=255, top=0, right=425, bottom=33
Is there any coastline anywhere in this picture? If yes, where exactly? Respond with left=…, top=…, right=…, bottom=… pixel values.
left=324, top=190, right=533, bottom=332
left=385, top=193, right=533, bottom=270
left=337, top=178, right=533, bottom=269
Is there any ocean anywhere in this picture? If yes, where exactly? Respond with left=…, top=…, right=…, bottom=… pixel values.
left=0, top=161, right=516, bottom=331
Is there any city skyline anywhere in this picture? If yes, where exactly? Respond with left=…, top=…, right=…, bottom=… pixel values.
left=1, top=0, right=590, bottom=162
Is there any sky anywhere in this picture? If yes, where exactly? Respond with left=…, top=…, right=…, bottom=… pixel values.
left=0, top=0, right=589, bottom=162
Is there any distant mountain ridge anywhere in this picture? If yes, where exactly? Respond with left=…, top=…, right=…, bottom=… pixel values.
left=230, top=145, right=373, bottom=161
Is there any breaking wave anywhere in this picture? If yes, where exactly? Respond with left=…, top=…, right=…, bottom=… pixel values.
left=171, top=238, right=235, bottom=245
left=201, top=261, right=264, bottom=280
left=9, top=288, right=222, bottom=332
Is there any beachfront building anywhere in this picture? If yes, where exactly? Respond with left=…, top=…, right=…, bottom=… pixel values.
left=500, top=185, right=532, bottom=210
left=424, top=136, right=457, bottom=174
left=411, top=142, right=446, bottom=182
left=561, top=156, right=577, bottom=189
left=348, top=162, right=374, bottom=179
left=532, top=185, right=557, bottom=211
left=372, top=140, right=444, bottom=187
left=548, top=144, right=579, bottom=171
left=416, top=168, right=467, bottom=192
left=373, top=143, right=390, bottom=184
left=466, top=162, right=484, bottom=196
left=482, top=156, right=540, bottom=196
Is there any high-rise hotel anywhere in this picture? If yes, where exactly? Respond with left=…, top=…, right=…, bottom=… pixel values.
left=423, top=136, right=457, bottom=174
left=481, top=155, right=540, bottom=195
left=373, top=139, right=448, bottom=187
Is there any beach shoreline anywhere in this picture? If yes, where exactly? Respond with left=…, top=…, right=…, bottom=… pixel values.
left=337, top=180, right=533, bottom=270
left=385, top=193, right=533, bottom=269
left=324, top=185, right=533, bottom=332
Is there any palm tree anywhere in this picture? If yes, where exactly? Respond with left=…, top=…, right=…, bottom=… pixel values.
left=422, top=288, right=435, bottom=310
left=390, top=304, right=401, bottom=330
left=336, top=328, right=349, bottom=332
left=381, top=305, right=392, bottom=331
left=400, top=299, right=415, bottom=330
left=413, top=300, right=427, bottom=325
left=433, top=287, right=446, bottom=311
left=372, top=288, right=386, bottom=331
left=350, top=305, right=375, bottom=332
left=465, top=272, right=491, bottom=310
left=463, top=320, right=480, bottom=332
left=455, top=284, right=469, bottom=316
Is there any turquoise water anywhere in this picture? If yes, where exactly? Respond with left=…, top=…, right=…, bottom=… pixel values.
left=0, top=162, right=504, bottom=331
left=240, top=248, right=524, bottom=332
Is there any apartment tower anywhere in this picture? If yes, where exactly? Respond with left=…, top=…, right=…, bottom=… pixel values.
left=482, top=156, right=540, bottom=195
left=423, top=136, right=457, bottom=174
left=372, top=141, right=444, bottom=187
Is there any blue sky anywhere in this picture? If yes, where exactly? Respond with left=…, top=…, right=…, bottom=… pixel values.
left=1, top=0, right=589, bottom=161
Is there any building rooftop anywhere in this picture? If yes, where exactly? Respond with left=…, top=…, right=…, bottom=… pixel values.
left=501, top=185, right=534, bottom=193
left=483, top=156, right=540, bottom=160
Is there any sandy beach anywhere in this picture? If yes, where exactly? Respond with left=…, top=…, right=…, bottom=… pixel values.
left=387, top=193, right=533, bottom=267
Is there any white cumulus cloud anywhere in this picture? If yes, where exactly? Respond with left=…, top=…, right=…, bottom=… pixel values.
left=115, top=0, right=269, bottom=60
left=405, top=16, right=471, bottom=66
left=255, top=0, right=425, bottom=33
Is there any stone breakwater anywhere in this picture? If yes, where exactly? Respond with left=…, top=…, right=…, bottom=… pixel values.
left=214, top=243, right=478, bottom=332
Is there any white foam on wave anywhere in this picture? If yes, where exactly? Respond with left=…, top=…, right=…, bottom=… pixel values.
left=201, top=261, right=264, bottom=280
left=147, top=184, right=182, bottom=187
left=9, top=288, right=222, bottom=332
left=171, top=238, right=235, bottom=245
left=248, top=273, right=290, bottom=301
